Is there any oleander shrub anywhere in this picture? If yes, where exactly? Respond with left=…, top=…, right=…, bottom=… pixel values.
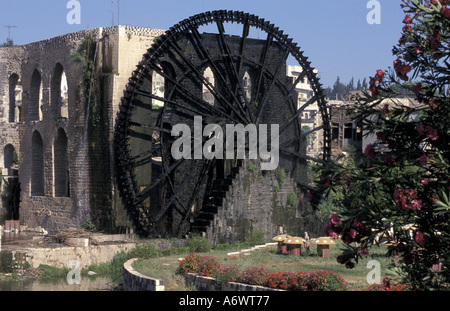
left=265, top=271, right=301, bottom=290
left=215, top=265, right=242, bottom=285
left=177, top=252, right=204, bottom=274
left=265, top=270, right=350, bottom=291
left=239, top=265, right=272, bottom=286
left=363, top=283, right=413, bottom=291
left=316, top=0, right=450, bottom=290
left=177, top=253, right=221, bottom=277
left=197, top=256, right=221, bottom=277
left=298, top=270, right=350, bottom=291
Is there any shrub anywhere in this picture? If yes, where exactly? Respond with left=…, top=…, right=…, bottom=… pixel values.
left=265, top=271, right=301, bottom=290
left=177, top=253, right=221, bottom=277
left=186, top=234, right=211, bottom=253
left=363, top=283, right=412, bottom=291
left=215, top=265, right=241, bottom=285
left=264, top=270, right=349, bottom=291
left=287, top=192, right=297, bottom=208
left=197, top=256, right=221, bottom=277
left=239, top=266, right=271, bottom=286
left=245, top=230, right=266, bottom=245
left=317, top=0, right=450, bottom=290
left=177, top=252, right=204, bottom=274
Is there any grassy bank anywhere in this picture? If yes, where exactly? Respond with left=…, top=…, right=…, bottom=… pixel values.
left=132, top=238, right=397, bottom=291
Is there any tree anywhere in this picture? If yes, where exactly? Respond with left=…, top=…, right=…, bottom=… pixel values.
left=316, top=0, right=450, bottom=290
left=0, top=39, right=14, bottom=47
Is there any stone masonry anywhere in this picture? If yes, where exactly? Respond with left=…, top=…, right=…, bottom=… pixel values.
left=0, top=26, right=165, bottom=233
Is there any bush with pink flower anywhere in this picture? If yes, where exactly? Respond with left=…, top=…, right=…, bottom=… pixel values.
left=317, top=0, right=450, bottom=290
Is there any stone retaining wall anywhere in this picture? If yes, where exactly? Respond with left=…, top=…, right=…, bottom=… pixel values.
left=122, top=258, right=165, bottom=291
left=184, top=272, right=283, bottom=291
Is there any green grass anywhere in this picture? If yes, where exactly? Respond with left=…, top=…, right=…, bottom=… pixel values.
left=133, top=239, right=397, bottom=291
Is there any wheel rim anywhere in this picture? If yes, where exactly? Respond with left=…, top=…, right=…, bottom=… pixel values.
left=114, top=10, right=331, bottom=237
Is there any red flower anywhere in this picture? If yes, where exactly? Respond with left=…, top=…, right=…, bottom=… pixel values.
left=441, top=6, right=450, bottom=19
left=403, top=15, right=413, bottom=24
left=394, top=59, right=411, bottom=81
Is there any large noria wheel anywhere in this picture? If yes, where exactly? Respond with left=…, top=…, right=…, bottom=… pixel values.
left=114, top=10, right=331, bottom=237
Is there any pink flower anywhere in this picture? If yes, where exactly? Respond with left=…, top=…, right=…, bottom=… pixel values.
left=415, top=231, right=425, bottom=246
left=394, top=59, right=411, bottom=81
left=349, top=229, right=357, bottom=239
left=364, top=144, right=376, bottom=159
left=403, top=15, right=413, bottom=24
left=324, top=223, right=338, bottom=239
left=393, top=188, right=421, bottom=211
left=375, top=69, right=384, bottom=82
left=330, top=212, right=341, bottom=225
left=421, top=179, right=429, bottom=186
left=418, top=124, right=439, bottom=141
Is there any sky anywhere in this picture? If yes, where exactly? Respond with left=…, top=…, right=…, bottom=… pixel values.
left=0, top=0, right=406, bottom=88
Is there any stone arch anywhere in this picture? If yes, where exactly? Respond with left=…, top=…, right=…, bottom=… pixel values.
left=29, top=69, right=43, bottom=121
left=202, top=66, right=215, bottom=105
left=9, top=74, right=22, bottom=123
left=4, top=144, right=18, bottom=176
left=31, top=130, right=44, bottom=196
left=54, top=128, right=69, bottom=197
left=3, top=144, right=20, bottom=220
left=51, top=63, right=69, bottom=120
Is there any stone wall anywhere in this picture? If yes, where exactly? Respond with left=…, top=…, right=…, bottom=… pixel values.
left=0, top=241, right=137, bottom=272
left=122, top=258, right=165, bottom=291
left=0, top=25, right=164, bottom=233
left=207, top=160, right=322, bottom=244
left=184, top=272, right=282, bottom=291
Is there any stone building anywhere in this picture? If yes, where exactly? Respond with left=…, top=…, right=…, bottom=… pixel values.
left=0, top=26, right=165, bottom=233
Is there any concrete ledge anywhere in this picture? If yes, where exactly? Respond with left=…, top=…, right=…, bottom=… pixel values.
left=122, top=258, right=165, bottom=291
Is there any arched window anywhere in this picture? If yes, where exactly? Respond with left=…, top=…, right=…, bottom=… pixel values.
left=31, top=131, right=44, bottom=196
left=9, top=74, right=21, bottom=123
left=29, top=69, right=43, bottom=121
left=54, top=128, right=69, bottom=197
left=4, top=144, right=18, bottom=176
left=202, top=67, right=215, bottom=105
left=51, top=63, right=69, bottom=119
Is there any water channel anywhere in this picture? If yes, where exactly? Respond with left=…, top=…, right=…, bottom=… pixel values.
left=0, top=230, right=122, bottom=291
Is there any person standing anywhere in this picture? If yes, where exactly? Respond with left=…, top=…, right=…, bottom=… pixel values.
left=304, top=232, right=310, bottom=253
